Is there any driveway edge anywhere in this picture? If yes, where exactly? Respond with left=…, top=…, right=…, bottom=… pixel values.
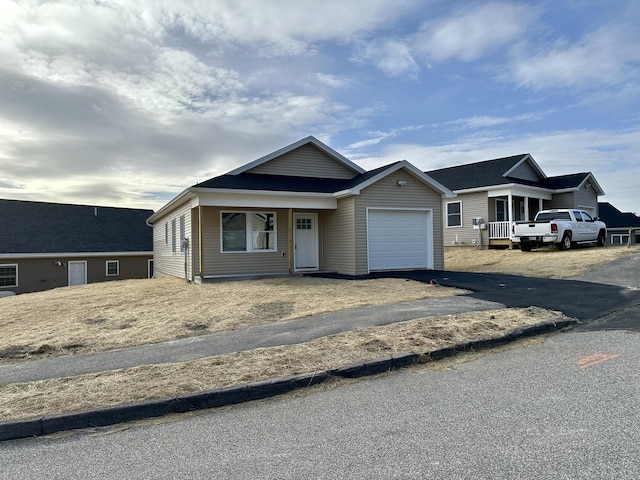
left=0, top=319, right=578, bottom=442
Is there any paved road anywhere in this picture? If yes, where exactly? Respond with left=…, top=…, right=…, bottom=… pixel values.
left=1, top=328, right=637, bottom=479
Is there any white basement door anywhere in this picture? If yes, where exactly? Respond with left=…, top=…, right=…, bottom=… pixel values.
left=368, top=209, right=432, bottom=271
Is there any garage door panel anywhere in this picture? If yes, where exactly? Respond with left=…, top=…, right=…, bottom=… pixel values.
left=368, top=210, right=432, bottom=271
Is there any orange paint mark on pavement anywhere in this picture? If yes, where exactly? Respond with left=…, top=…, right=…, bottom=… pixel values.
left=576, top=353, right=620, bottom=369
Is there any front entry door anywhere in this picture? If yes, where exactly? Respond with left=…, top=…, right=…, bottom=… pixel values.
left=294, top=213, right=318, bottom=271
left=68, top=261, right=87, bottom=286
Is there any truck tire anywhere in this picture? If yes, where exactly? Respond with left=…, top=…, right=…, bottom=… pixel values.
left=597, top=230, right=606, bottom=246
left=558, top=233, right=572, bottom=251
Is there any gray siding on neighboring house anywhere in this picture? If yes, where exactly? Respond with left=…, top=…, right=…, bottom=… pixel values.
left=200, top=207, right=290, bottom=277
left=245, top=144, right=357, bottom=179
left=444, top=191, right=489, bottom=248
left=153, top=201, right=193, bottom=280
left=322, top=197, right=356, bottom=275
left=2, top=255, right=151, bottom=295
left=508, top=161, right=542, bottom=182
left=353, top=170, right=445, bottom=275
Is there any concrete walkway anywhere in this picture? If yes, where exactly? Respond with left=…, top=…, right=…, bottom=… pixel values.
left=0, top=296, right=502, bottom=385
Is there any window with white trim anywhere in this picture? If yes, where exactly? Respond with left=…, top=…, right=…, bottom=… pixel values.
left=179, top=215, right=185, bottom=252
left=0, top=264, right=18, bottom=288
left=611, top=234, right=629, bottom=245
left=171, top=219, right=177, bottom=254
left=221, top=211, right=276, bottom=252
left=446, top=201, right=462, bottom=228
left=106, top=260, right=119, bottom=276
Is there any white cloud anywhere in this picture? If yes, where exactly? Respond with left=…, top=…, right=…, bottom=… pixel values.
left=413, top=2, right=538, bottom=62
left=507, top=24, right=640, bottom=91
left=353, top=38, right=419, bottom=78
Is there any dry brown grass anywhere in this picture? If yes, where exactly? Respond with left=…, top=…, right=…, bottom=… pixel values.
left=0, top=307, right=567, bottom=421
left=0, top=276, right=458, bottom=362
left=445, top=244, right=640, bottom=278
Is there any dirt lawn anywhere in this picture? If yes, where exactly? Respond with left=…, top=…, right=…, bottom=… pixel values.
left=2, top=245, right=637, bottom=422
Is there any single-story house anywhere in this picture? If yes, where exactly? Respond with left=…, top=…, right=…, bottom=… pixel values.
left=0, top=199, right=154, bottom=294
left=426, top=154, right=605, bottom=248
left=598, top=202, right=640, bottom=245
left=148, top=136, right=454, bottom=280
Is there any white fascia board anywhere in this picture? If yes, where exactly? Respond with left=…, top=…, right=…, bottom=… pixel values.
left=0, top=252, right=153, bottom=260
left=579, top=173, right=606, bottom=195
left=455, top=184, right=554, bottom=199
left=503, top=154, right=547, bottom=180
left=227, top=136, right=365, bottom=175
left=191, top=189, right=337, bottom=209
left=341, top=161, right=456, bottom=198
left=147, top=189, right=195, bottom=224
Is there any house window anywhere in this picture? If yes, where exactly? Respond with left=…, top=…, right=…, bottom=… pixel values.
left=164, top=222, right=169, bottom=245
left=221, top=211, right=276, bottom=252
left=446, top=201, right=462, bottom=228
left=0, top=264, right=18, bottom=288
left=106, top=260, right=119, bottom=276
left=611, top=234, right=629, bottom=245
left=171, top=219, right=176, bottom=254
left=179, top=215, right=185, bottom=252
left=496, top=199, right=507, bottom=222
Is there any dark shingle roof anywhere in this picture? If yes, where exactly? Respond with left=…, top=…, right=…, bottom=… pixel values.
left=0, top=199, right=153, bottom=254
left=542, top=173, right=590, bottom=190
left=598, top=202, right=640, bottom=229
left=426, top=155, right=531, bottom=190
left=427, top=155, right=590, bottom=191
left=193, top=162, right=403, bottom=194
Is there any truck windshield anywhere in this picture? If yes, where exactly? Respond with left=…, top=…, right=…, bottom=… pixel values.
left=536, top=211, right=572, bottom=221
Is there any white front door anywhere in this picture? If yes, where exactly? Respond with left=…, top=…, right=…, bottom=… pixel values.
left=68, top=261, right=87, bottom=286
left=294, top=213, right=318, bottom=271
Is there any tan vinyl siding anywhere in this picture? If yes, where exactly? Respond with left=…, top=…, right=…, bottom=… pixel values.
left=354, top=170, right=445, bottom=274
left=246, top=144, right=357, bottom=179
left=548, top=192, right=574, bottom=209
left=2, top=255, right=151, bottom=295
left=322, top=197, right=356, bottom=275
left=444, top=191, right=489, bottom=247
left=509, top=161, right=542, bottom=182
left=200, top=207, right=290, bottom=276
left=152, top=201, right=192, bottom=280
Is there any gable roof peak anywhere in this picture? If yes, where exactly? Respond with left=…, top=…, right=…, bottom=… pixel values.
left=226, top=136, right=366, bottom=176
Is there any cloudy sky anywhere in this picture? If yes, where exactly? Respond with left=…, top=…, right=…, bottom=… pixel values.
left=1, top=0, right=639, bottom=213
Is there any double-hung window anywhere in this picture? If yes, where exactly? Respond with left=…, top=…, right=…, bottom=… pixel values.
left=446, top=201, right=462, bottom=228
left=221, top=211, right=276, bottom=252
left=0, top=264, right=18, bottom=288
left=171, top=219, right=177, bottom=254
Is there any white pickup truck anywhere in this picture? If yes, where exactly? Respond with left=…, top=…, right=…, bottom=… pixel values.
left=512, top=209, right=607, bottom=252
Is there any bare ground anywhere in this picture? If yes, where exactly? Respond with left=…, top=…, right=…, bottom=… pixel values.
left=2, top=246, right=633, bottom=422
left=445, top=244, right=640, bottom=279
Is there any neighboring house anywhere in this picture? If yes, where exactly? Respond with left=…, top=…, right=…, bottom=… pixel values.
left=0, top=199, right=154, bottom=294
left=147, top=136, right=454, bottom=280
left=598, top=202, right=640, bottom=245
left=427, top=154, right=605, bottom=248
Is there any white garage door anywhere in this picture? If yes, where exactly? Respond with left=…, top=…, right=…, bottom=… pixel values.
left=368, top=209, right=433, bottom=271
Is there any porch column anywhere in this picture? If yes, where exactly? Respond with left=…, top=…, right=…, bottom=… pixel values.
left=539, top=198, right=544, bottom=211
left=508, top=193, right=514, bottom=223
left=524, top=196, right=530, bottom=221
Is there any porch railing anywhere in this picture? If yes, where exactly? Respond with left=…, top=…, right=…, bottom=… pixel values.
left=489, top=221, right=512, bottom=239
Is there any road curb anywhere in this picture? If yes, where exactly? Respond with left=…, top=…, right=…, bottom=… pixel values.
left=0, top=320, right=578, bottom=442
